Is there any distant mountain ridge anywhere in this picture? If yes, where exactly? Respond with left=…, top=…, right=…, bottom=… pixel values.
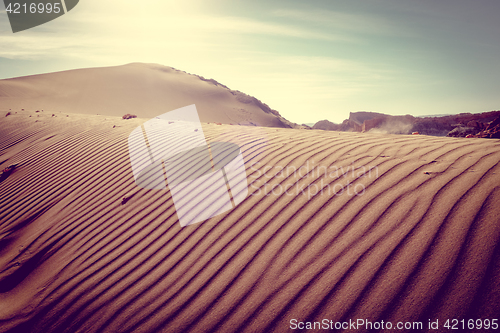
left=313, top=110, right=500, bottom=138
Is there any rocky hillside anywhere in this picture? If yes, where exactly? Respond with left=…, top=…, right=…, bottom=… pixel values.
left=313, top=111, right=500, bottom=138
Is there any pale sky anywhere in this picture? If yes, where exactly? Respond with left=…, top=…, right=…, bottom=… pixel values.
left=1, top=0, right=499, bottom=123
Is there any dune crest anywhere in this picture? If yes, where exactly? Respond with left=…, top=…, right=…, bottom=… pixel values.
left=0, top=63, right=297, bottom=129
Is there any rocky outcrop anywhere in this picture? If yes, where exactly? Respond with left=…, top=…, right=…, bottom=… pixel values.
left=362, top=117, right=387, bottom=132
left=345, top=119, right=363, bottom=132
left=349, top=111, right=387, bottom=126
left=312, top=120, right=343, bottom=131
left=410, top=121, right=451, bottom=136
left=465, top=117, right=500, bottom=139
left=447, top=126, right=478, bottom=137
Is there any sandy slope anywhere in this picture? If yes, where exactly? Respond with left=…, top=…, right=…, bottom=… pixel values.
left=1, top=109, right=500, bottom=333
left=0, top=63, right=293, bottom=128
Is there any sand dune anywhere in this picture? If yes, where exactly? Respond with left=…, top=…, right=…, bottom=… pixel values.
left=0, top=63, right=295, bottom=128
left=1, top=109, right=500, bottom=332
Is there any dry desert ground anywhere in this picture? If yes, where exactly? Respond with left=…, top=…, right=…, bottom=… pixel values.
left=1, top=109, right=500, bottom=332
